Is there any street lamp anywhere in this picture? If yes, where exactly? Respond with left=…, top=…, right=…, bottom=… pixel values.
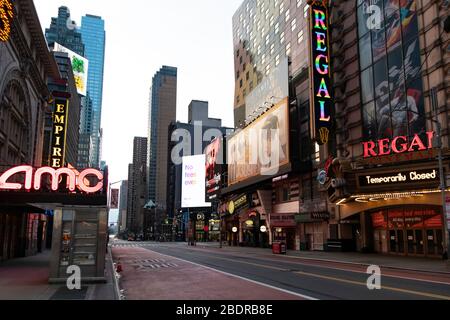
left=430, top=88, right=449, bottom=260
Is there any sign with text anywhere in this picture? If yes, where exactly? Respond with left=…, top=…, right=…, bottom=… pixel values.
left=309, top=0, right=332, bottom=145
left=205, top=137, right=224, bottom=202
left=182, top=155, right=211, bottom=208
left=358, top=168, right=440, bottom=188
left=50, top=98, right=69, bottom=168
left=110, top=189, right=119, bottom=209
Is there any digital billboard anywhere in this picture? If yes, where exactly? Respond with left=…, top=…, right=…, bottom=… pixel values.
left=205, top=137, right=224, bottom=202
left=54, top=42, right=89, bottom=96
left=227, top=98, right=290, bottom=186
left=182, top=155, right=211, bottom=209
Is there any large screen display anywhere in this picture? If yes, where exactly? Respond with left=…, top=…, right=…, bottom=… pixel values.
left=182, top=155, right=211, bottom=208
left=227, top=98, right=289, bottom=186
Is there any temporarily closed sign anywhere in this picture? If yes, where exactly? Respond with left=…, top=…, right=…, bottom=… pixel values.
left=359, top=168, right=440, bottom=188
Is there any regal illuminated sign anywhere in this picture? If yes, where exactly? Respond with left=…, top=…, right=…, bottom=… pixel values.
left=309, top=0, right=332, bottom=145
left=363, top=132, right=434, bottom=158
left=0, top=0, right=14, bottom=42
left=50, top=98, right=70, bottom=168
left=0, top=166, right=104, bottom=194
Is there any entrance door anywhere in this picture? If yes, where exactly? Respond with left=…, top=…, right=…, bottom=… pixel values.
left=407, top=229, right=424, bottom=255
left=426, top=229, right=443, bottom=256
left=389, top=229, right=405, bottom=254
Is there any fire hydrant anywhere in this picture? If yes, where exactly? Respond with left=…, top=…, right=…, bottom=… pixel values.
left=116, top=259, right=123, bottom=273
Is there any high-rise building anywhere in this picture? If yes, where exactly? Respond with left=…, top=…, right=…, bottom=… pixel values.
left=45, top=6, right=85, bottom=56
left=80, top=14, right=106, bottom=168
left=118, top=180, right=128, bottom=234
left=147, top=66, right=177, bottom=209
left=167, top=101, right=232, bottom=241
left=127, top=137, right=148, bottom=234
left=44, top=51, right=82, bottom=167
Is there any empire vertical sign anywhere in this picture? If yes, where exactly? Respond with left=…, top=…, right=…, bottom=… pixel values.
left=0, top=0, right=14, bottom=42
left=309, top=0, right=332, bottom=145
left=50, top=99, right=69, bottom=168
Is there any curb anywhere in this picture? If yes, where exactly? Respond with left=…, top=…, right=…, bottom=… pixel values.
left=108, top=246, right=123, bottom=300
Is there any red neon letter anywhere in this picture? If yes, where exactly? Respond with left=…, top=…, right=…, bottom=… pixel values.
left=78, top=169, right=104, bottom=193
left=363, top=141, right=377, bottom=158
left=0, top=165, right=33, bottom=190
left=378, top=139, right=391, bottom=156
left=426, top=131, right=434, bottom=149
left=408, top=134, right=426, bottom=152
left=392, top=136, right=408, bottom=154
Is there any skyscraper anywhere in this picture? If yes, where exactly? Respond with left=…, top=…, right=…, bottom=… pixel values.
left=80, top=14, right=106, bottom=168
left=45, top=6, right=84, bottom=56
left=147, top=66, right=177, bottom=209
left=127, top=137, right=148, bottom=234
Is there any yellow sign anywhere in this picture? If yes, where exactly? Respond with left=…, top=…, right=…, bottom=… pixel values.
left=228, top=201, right=235, bottom=215
left=0, top=0, right=14, bottom=42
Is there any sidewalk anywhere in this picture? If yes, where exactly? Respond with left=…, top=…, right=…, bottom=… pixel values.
left=0, top=249, right=117, bottom=300
left=192, top=242, right=450, bottom=274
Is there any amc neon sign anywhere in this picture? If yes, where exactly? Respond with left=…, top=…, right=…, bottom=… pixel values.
left=363, top=132, right=434, bottom=158
left=0, top=166, right=104, bottom=194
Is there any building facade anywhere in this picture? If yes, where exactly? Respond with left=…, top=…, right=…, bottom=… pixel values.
left=80, top=14, right=106, bottom=168
left=43, top=51, right=81, bottom=167
left=127, top=137, right=148, bottom=235
left=0, top=0, right=60, bottom=261
left=326, top=0, right=450, bottom=258
left=167, top=101, right=231, bottom=241
left=118, top=180, right=128, bottom=235
left=147, top=66, right=178, bottom=210
left=225, top=0, right=449, bottom=257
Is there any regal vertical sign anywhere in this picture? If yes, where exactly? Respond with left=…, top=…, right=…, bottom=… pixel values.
left=309, top=0, right=332, bottom=145
left=50, top=98, right=69, bottom=168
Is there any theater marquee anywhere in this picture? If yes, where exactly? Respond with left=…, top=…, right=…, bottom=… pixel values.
left=309, top=0, right=332, bottom=145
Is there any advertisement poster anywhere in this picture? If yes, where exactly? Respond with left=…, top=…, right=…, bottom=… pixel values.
left=227, top=98, right=289, bottom=186
left=182, top=155, right=211, bottom=208
left=54, top=42, right=89, bottom=96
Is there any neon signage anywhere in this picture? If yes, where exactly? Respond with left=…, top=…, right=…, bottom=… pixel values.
left=0, top=0, right=14, bottom=42
left=50, top=98, right=70, bottom=168
left=363, top=132, right=434, bottom=158
left=309, top=0, right=332, bottom=145
left=0, top=166, right=104, bottom=194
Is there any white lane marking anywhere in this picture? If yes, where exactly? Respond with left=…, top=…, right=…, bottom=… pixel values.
left=148, top=249, right=319, bottom=301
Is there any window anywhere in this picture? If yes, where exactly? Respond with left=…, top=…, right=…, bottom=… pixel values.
left=291, top=18, right=297, bottom=32
left=297, top=30, right=304, bottom=43
left=286, top=42, right=291, bottom=56
left=357, top=0, right=425, bottom=141
left=280, top=32, right=285, bottom=44
left=275, top=54, right=280, bottom=66
left=285, top=9, right=290, bottom=22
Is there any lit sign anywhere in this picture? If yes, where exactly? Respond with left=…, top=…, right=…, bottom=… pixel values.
left=309, top=0, right=332, bottom=145
left=54, top=43, right=89, bottom=96
left=50, top=98, right=69, bottom=168
left=363, top=132, right=434, bottom=158
left=358, top=168, right=440, bottom=188
left=0, top=0, right=14, bottom=42
left=0, top=166, right=104, bottom=193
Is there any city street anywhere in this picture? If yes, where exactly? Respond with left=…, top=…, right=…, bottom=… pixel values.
left=111, top=240, right=450, bottom=300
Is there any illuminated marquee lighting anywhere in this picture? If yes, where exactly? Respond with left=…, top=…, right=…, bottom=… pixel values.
left=0, top=0, right=14, bottom=42
left=50, top=98, right=70, bottom=168
left=309, top=0, right=332, bottom=145
left=363, top=132, right=435, bottom=158
left=0, top=165, right=104, bottom=194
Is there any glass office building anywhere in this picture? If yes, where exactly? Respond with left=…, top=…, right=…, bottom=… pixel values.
left=80, top=14, right=106, bottom=168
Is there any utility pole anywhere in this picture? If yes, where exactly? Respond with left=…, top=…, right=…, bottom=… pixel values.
left=431, top=87, right=449, bottom=260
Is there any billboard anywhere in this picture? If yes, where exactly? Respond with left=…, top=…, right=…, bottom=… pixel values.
left=50, top=98, right=69, bottom=168
left=54, top=42, right=89, bottom=96
left=182, top=155, right=211, bottom=209
left=245, top=57, right=289, bottom=121
left=205, top=137, right=224, bottom=202
left=227, top=98, right=290, bottom=186
left=110, top=189, right=119, bottom=209
left=309, top=0, right=332, bottom=145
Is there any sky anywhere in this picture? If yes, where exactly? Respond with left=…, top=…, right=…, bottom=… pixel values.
left=34, top=0, right=241, bottom=187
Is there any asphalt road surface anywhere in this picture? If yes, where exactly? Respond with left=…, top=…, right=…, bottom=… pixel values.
left=112, top=241, right=450, bottom=300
